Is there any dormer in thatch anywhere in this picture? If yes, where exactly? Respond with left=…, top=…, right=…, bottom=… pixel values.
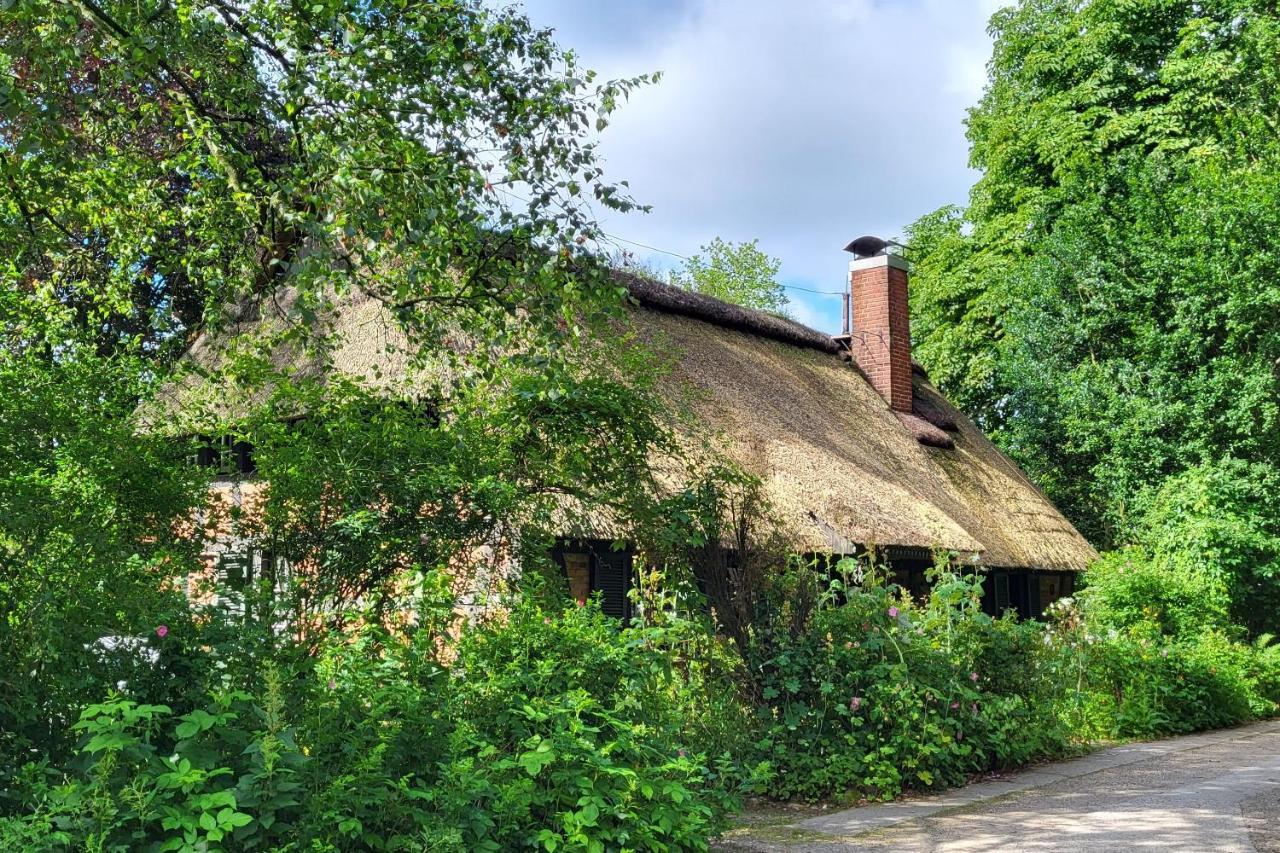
left=154, top=251, right=1096, bottom=621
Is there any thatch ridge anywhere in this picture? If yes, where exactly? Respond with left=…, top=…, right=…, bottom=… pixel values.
left=615, top=271, right=840, bottom=354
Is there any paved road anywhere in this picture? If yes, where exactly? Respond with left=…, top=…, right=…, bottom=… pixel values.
left=718, top=719, right=1280, bottom=852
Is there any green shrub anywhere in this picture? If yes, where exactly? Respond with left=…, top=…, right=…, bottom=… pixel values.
left=1081, top=627, right=1257, bottom=738
left=1250, top=635, right=1280, bottom=710
left=1081, top=547, right=1232, bottom=637
left=1134, top=459, right=1280, bottom=637
left=1047, top=589, right=1277, bottom=740
left=7, top=589, right=744, bottom=851
left=433, top=600, right=745, bottom=851
left=746, top=560, right=1070, bottom=802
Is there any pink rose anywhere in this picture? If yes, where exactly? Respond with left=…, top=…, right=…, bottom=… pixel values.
left=849, top=696, right=862, bottom=712
left=951, top=701, right=960, bottom=709
left=970, top=671, right=979, bottom=682
left=887, top=607, right=899, bottom=619
left=155, top=625, right=169, bottom=638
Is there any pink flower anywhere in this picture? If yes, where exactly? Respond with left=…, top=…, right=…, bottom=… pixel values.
left=950, top=701, right=960, bottom=709
left=971, top=703, right=979, bottom=714
left=155, top=625, right=169, bottom=638
left=970, top=671, right=979, bottom=682
left=328, top=679, right=336, bottom=690
left=849, top=696, right=862, bottom=712
left=678, top=749, right=687, bottom=758
left=887, top=607, right=899, bottom=619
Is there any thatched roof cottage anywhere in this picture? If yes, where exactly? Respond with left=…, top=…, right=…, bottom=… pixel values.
left=157, top=239, right=1096, bottom=621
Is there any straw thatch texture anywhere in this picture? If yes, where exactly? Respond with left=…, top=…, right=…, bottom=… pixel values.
left=910, top=376, right=1097, bottom=571
left=150, top=275, right=1096, bottom=571
left=627, top=306, right=1095, bottom=570
left=138, top=287, right=432, bottom=431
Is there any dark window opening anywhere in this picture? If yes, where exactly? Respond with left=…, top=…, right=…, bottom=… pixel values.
left=190, top=435, right=255, bottom=475
left=211, top=547, right=285, bottom=619
left=808, top=552, right=1077, bottom=623
left=551, top=539, right=635, bottom=622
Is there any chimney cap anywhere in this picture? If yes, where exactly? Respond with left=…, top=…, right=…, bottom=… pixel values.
left=844, top=235, right=889, bottom=258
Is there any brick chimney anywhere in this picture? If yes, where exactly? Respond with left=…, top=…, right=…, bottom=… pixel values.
left=846, top=248, right=912, bottom=412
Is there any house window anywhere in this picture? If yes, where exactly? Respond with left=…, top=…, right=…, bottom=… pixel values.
left=191, top=435, right=255, bottom=475
left=993, top=572, right=1011, bottom=613
left=553, top=539, right=634, bottom=622
left=210, top=547, right=285, bottom=619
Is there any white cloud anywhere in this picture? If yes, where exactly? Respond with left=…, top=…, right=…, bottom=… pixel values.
left=520, top=0, right=998, bottom=333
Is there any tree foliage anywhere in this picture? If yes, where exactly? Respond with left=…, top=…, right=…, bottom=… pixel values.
left=906, top=0, right=1280, bottom=553
left=671, top=238, right=789, bottom=315
left=0, top=0, right=688, bottom=798
left=2, top=0, right=655, bottom=364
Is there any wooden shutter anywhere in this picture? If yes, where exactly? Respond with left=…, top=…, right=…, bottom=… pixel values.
left=593, top=549, right=631, bottom=620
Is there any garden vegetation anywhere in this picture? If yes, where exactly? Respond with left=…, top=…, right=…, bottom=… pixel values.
left=3, top=0, right=1280, bottom=850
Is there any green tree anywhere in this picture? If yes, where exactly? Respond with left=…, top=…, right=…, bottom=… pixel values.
left=0, top=0, right=677, bottom=785
left=2, top=0, right=655, bottom=363
left=906, top=0, right=1280, bottom=550
left=672, top=238, right=790, bottom=315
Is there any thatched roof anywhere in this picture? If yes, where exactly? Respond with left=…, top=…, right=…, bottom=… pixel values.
left=138, top=286, right=437, bottom=430
left=151, top=275, right=1096, bottom=572
left=626, top=293, right=1094, bottom=571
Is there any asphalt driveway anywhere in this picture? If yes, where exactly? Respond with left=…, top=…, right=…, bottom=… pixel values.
left=717, top=719, right=1280, bottom=852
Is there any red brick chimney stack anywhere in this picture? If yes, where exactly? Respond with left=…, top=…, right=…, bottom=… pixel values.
left=849, top=251, right=912, bottom=412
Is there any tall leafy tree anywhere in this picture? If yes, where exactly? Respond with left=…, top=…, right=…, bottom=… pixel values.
left=907, top=0, right=1280, bottom=548
left=2, top=0, right=655, bottom=363
left=0, top=0, right=681, bottom=769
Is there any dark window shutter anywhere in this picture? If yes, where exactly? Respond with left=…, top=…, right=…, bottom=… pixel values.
left=593, top=550, right=631, bottom=620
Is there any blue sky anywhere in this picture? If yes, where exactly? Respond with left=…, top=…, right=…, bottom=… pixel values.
left=519, top=0, right=1003, bottom=333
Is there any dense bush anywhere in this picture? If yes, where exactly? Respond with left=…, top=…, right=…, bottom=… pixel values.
left=745, top=561, right=1072, bottom=802
left=739, top=549, right=1280, bottom=804
left=1133, top=460, right=1280, bottom=637
left=1047, top=586, right=1280, bottom=740
left=0, top=585, right=747, bottom=851
left=1079, top=547, right=1232, bottom=637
